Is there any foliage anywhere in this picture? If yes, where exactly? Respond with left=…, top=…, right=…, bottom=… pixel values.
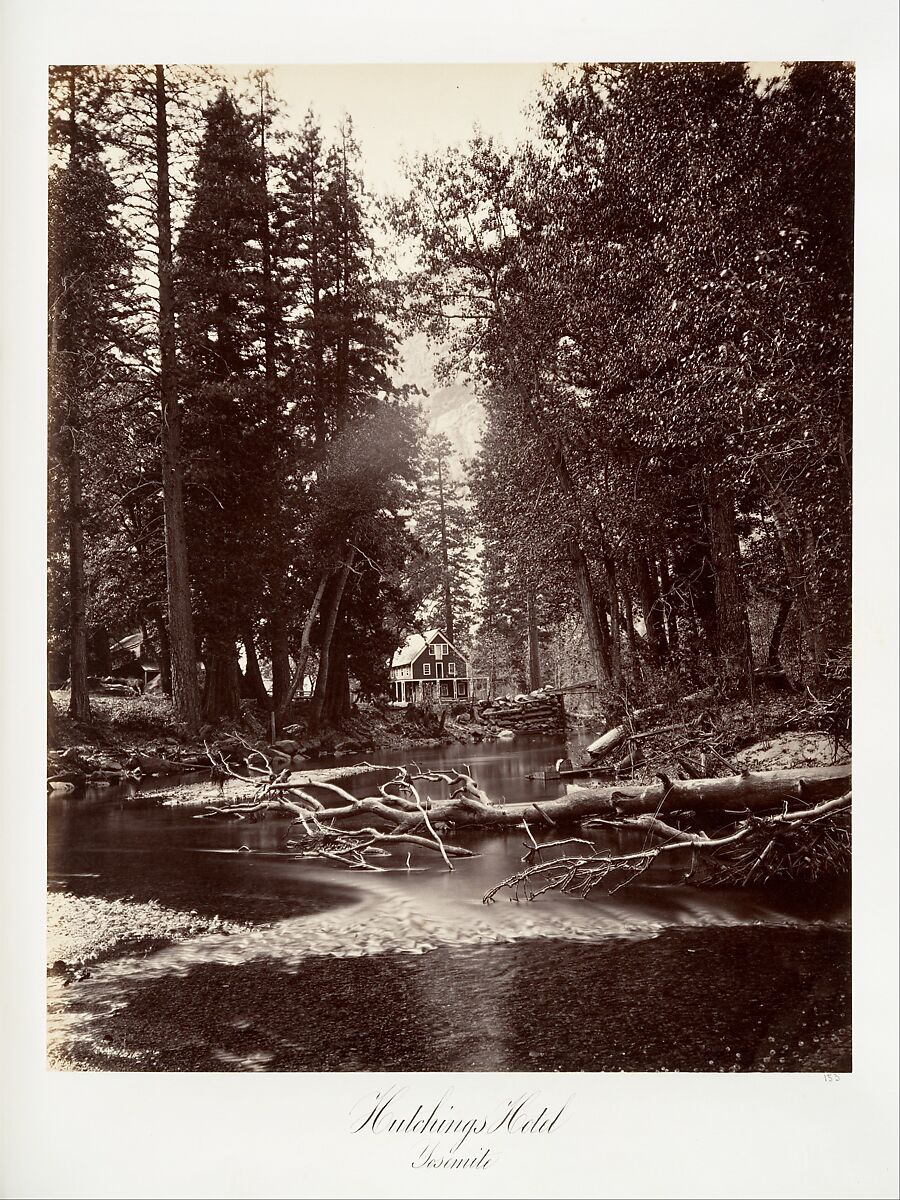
left=406, top=433, right=475, bottom=646
left=396, top=62, right=854, bottom=698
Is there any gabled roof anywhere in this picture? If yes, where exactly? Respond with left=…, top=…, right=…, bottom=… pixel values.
left=391, top=628, right=469, bottom=669
left=111, top=631, right=143, bottom=659
left=391, top=629, right=438, bottom=668
left=110, top=630, right=159, bottom=670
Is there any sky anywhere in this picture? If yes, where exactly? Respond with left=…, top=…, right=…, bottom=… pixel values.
left=230, top=63, right=552, bottom=195
left=225, top=62, right=785, bottom=198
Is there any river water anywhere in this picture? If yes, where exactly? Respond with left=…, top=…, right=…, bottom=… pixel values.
left=47, top=736, right=851, bottom=1072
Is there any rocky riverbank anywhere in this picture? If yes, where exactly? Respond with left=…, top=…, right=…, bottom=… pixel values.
left=47, top=689, right=508, bottom=794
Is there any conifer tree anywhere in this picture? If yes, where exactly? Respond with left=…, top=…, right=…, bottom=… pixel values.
left=409, top=432, right=474, bottom=646
left=48, top=67, right=137, bottom=720
left=176, top=87, right=272, bottom=719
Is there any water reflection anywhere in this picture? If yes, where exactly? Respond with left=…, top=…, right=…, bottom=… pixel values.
left=47, top=734, right=851, bottom=1071
left=49, top=735, right=850, bottom=929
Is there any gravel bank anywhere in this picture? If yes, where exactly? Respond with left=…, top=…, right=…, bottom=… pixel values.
left=48, top=892, right=247, bottom=972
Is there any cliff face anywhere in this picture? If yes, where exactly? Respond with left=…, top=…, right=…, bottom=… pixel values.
left=421, top=383, right=485, bottom=469
left=398, top=333, right=485, bottom=473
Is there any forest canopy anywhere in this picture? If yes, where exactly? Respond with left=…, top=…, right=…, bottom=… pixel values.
left=48, top=61, right=854, bottom=731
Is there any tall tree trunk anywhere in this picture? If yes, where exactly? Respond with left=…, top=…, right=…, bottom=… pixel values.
left=48, top=687, right=59, bottom=748
left=203, top=643, right=242, bottom=722
left=274, top=570, right=330, bottom=730
left=269, top=606, right=291, bottom=711
left=153, top=612, right=172, bottom=694
left=54, top=71, right=91, bottom=722
left=88, top=625, right=111, bottom=676
left=65, top=426, right=90, bottom=719
left=526, top=585, right=541, bottom=690
left=320, top=615, right=352, bottom=726
left=241, top=620, right=271, bottom=707
left=636, top=553, right=668, bottom=663
left=155, top=65, right=200, bottom=730
left=760, top=468, right=826, bottom=685
left=437, top=451, right=454, bottom=643
left=604, top=558, right=624, bottom=688
left=706, top=467, right=751, bottom=683
left=767, top=594, right=794, bottom=667
left=656, top=546, right=680, bottom=653
left=569, top=542, right=613, bottom=686
left=308, top=548, right=355, bottom=730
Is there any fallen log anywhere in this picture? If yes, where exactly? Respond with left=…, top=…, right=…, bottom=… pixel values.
left=586, top=687, right=715, bottom=760
left=128, top=751, right=207, bottom=776
left=561, top=764, right=851, bottom=817
left=389, top=764, right=851, bottom=831
left=484, top=790, right=852, bottom=901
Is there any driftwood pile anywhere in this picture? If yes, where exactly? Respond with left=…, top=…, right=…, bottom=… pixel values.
left=481, top=685, right=850, bottom=898
left=192, top=729, right=851, bottom=894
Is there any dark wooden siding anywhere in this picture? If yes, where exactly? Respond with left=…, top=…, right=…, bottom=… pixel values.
left=409, top=634, right=468, bottom=681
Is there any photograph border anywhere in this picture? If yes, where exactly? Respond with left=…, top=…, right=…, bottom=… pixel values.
left=2, top=2, right=897, bottom=1197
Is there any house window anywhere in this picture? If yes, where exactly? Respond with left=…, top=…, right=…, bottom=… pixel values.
left=433, top=642, right=445, bottom=659
left=423, top=662, right=431, bottom=675
left=448, top=662, right=456, bottom=676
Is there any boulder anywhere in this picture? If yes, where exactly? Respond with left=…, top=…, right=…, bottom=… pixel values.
left=47, top=769, right=85, bottom=787
left=496, top=728, right=516, bottom=740
left=332, top=737, right=360, bottom=754
left=273, top=738, right=302, bottom=756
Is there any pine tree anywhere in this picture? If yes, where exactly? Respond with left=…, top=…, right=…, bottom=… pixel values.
left=48, top=67, right=137, bottom=720
left=279, top=111, right=329, bottom=447
left=409, top=432, right=474, bottom=647
left=176, top=87, right=272, bottom=720
left=90, top=64, right=214, bottom=728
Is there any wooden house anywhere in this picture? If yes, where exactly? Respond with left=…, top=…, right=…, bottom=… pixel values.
left=389, top=628, right=472, bottom=704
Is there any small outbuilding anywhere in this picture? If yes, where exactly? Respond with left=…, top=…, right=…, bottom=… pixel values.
left=109, top=630, right=161, bottom=693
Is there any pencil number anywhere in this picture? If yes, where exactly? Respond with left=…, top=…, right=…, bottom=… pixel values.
left=823, top=1073, right=840, bottom=1083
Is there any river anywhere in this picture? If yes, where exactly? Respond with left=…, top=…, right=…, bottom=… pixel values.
left=47, top=735, right=851, bottom=1072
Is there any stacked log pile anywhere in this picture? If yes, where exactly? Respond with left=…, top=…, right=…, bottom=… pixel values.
left=478, top=690, right=566, bottom=735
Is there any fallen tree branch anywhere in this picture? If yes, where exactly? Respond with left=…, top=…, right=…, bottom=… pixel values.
left=192, top=746, right=851, bottom=888
left=196, top=750, right=476, bottom=870
left=586, top=688, right=716, bottom=762
left=484, top=791, right=852, bottom=901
